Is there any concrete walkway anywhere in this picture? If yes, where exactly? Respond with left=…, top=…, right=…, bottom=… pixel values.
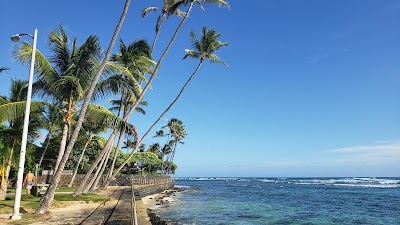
left=104, top=188, right=151, bottom=225
left=136, top=199, right=151, bottom=225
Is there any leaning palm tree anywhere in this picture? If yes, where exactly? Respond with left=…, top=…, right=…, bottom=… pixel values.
left=73, top=39, right=153, bottom=195
left=36, top=0, right=133, bottom=214
left=67, top=104, right=122, bottom=187
left=123, top=0, right=229, bottom=123
left=95, top=0, right=230, bottom=189
left=142, top=0, right=186, bottom=53
left=102, top=26, right=228, bottom=185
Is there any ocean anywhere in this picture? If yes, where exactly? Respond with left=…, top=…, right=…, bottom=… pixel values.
left=153, top=177, right=400, bottom=225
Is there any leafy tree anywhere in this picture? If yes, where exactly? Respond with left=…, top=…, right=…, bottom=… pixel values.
left=130, top=152, right=163, bottom=174
left=147, top=143, right=162, bottom=159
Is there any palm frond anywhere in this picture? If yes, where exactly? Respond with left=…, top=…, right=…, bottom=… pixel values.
left=84, top=104, right=124, bottom=130
left=48, top=26, right=71, bottom=73
left=202, top=0, right=230, bottom=9
left=142, top=7, right=158, bottom=17
left=0, top=101, right=46, bottom=124
left=184, top=26, right=228, bottom=65
left=0, top=67, right=9, bottom=73
left=183, top=49, right=201, bottom=59
left=13, top=42, right=58, bottom=82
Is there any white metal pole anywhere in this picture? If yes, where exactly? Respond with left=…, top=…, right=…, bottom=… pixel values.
left=11, top=28, right=37, bottom=220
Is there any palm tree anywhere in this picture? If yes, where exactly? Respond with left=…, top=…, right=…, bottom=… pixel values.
left=73, top=39, right=153, bottom=195
left=97, top=0, right=230, bottom=188
left=104, top=26, right=228, bottom=183
left=121, top=0, right=230, bottom=132
left=163, top=118, right=186, bottom=173
left=15, top=25, right=102, bottom=175
left=36, top=0, right=133, bottom=213
left=142, top=0, right=186, bottom=53
left=0, top=79, right=43, bottom=200
left=67, top=104, right=121, bottom=187
left=37, top=104, right=63, bottom=169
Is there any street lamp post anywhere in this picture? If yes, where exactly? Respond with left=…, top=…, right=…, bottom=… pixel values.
left=10, top=29, right=38, bottom=220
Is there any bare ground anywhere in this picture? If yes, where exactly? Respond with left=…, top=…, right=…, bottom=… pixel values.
left=0, top=187, right=120, bottom=225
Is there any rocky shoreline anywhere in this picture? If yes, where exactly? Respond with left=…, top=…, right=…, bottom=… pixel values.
left=143, top=187, right=186, bottom=225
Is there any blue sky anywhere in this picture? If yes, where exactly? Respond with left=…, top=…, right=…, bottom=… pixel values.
left=1, top=0, right=400, bottom=177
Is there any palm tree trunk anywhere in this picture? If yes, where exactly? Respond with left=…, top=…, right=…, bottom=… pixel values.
left=168, top=143, right=178, bottom=174
left=81, top=1, right=196, bottom=191
left=68, top=133, right=92, bottom=187
left=38, top=131, right=53, bottom=169
left=35, top=0, right=132, bottom=214
left=151, top=29, right=160, bottom=55
left=0, top=142, right=15, bottom=200
left=122, top=2, right=194, bottom=122
left=106, top=128, right=125, bottom=180
left=88, top=144, right=113, bottom=192
left=102, top=60, right=202, bottom=187
left=53, top=122, right=68, bottom=174
left=73, top=131, right=117, bottom=196
left=106, top=100, right=125, bottom=180
left=85, top=144, right=112, bottom=193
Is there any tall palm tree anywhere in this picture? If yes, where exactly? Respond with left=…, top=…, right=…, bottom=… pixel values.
left=97, top=0, right=229, bottom=189
left=36, top=0, right=133, bottom=214
left=104, top=26, right=228, bottom=183
left=73, top=39, right=153, bottom=195
left=163, top=118, right=186, bottom=173
left=120, top=0, right=230, bottom=133
left=15, top=25, right=102, bottom=175
left=142, top=0, right=186, bottom=53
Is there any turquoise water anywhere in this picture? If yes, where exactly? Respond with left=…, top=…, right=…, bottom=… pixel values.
left=154, top=177, right=400, bottom=225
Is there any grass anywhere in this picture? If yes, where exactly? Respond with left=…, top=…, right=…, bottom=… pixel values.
left=54, top=193, right=108, bottom=202
left=0, top=188, right=109, bottom=224
left=7, top=186, right=77, bottom=193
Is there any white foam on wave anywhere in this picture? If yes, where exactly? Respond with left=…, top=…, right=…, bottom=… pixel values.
left=292, top=178, right=400, bottom=188
left=175, top=185, right=191, bottom=188
left=260, top=179, right=275, bottom=183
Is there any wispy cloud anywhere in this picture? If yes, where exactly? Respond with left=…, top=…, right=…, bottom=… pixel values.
left=325, top=140, right=400, bottom=165
left=327, top=140, right=400, bottom=153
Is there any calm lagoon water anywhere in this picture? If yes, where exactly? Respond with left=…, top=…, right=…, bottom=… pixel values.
left=154, top=177, right=400, bottom=225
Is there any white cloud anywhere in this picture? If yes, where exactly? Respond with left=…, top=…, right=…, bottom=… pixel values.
left=327, top=140, right=400, bottom=153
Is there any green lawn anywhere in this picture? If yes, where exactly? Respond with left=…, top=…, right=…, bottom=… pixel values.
left=7, top=186, right=77, bottom=193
